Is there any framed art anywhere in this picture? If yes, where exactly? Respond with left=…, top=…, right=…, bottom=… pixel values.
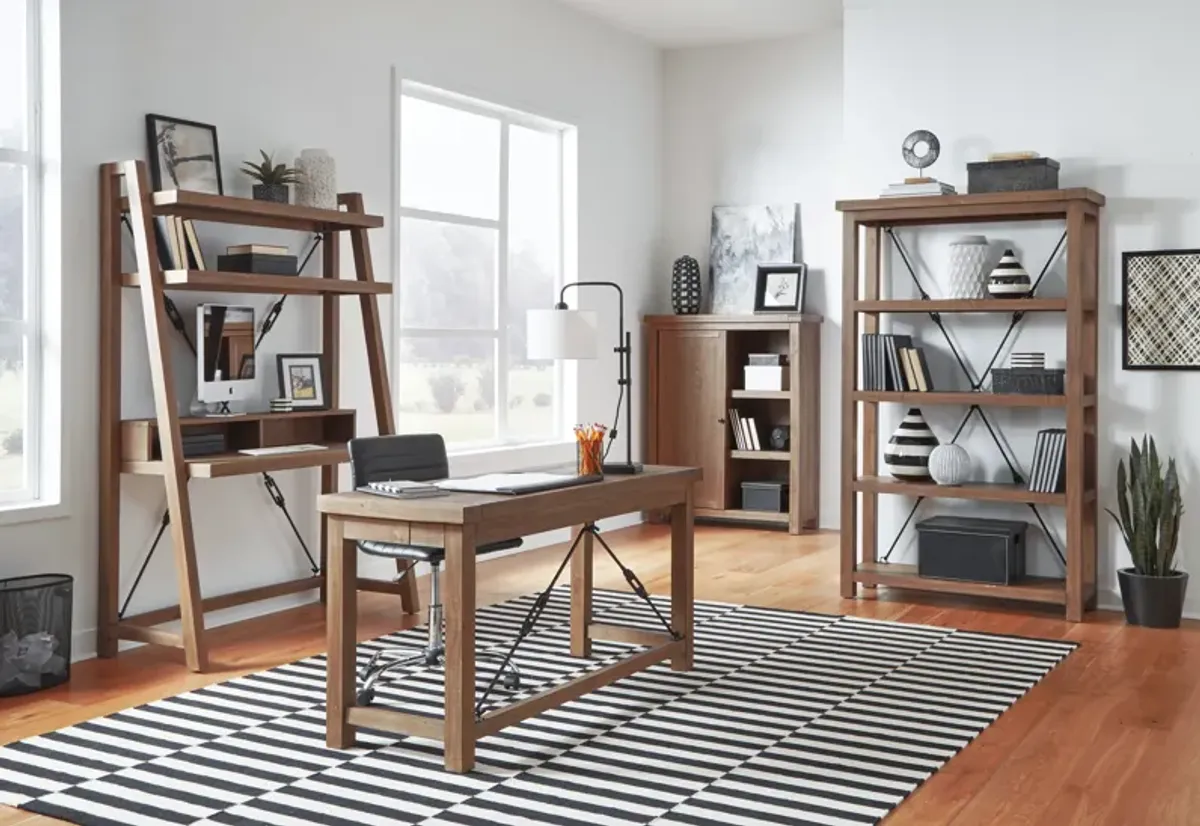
left=1123, top=249, right=1200, bottom=369
left=709, top=204, right=798, bottom=314
left=754, top=263, right=808, bottom=314
left=276, top=353, right=326, bottom=408
left=145, top=114, right=224, bottom=194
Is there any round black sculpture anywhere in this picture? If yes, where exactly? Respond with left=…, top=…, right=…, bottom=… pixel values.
left=671, top=255, right=702, bottom=315
left=902, top=130, right=941, bottom=173
left=769, top=426, right=790, bottom=451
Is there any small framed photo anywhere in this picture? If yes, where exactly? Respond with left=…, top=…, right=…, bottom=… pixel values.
left=145, top=114, right=224, bottom=194
left=276, top=354, right=326, bottom=409
left=754, top=263, right=808, bottom=313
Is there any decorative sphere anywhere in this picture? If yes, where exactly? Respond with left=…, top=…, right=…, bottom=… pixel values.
left=928, top=444, right=971, bottom=486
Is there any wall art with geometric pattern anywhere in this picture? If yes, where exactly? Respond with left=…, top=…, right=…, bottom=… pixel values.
left=1123, top=249, right=1200, bottom=369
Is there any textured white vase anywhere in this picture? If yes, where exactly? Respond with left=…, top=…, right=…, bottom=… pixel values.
left=928, top=443, right=971, bottom=486
left=947, top=235, right=990, bottom=299
left=295, top=149, right=337, bottom=209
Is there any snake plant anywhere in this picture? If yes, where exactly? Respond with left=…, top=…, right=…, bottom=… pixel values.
left=1106, top=435, right=1183, bottom=576
left=241, top=150, right=301, bottom=186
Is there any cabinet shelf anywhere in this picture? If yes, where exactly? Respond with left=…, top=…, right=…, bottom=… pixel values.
left=731, top=389, right=791, bottom=400
left=730, top=450, right=789, bottom=461
left=122, top=270, right=391, bottom=295
left=696, top=507, right=790, bottom=526
left=853, top=475, right=1071, bottom=505
left=855, top=298, right=1067, bottom=313
left=854, top=562, right=1066, bottom=605
left=853, top=390, right=1090, bottom=408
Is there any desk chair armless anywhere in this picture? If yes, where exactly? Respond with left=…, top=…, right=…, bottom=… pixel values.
left=348, top=434, right=523, bottom=705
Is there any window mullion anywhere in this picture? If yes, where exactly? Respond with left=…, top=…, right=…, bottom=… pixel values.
left=496, top=119, right=511, bottom=442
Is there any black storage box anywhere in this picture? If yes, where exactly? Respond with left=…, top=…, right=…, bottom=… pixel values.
left=967, top=157, right=1060, bottom=194
left=0, top=574, right=73, bottom=697
left=217, top=253, right=298, bottom=275
left=741, top=481, right=789, bottom=513
left=991, top=367, right=1064, bottom=395
left=917, top=516, right=1026, bottom=585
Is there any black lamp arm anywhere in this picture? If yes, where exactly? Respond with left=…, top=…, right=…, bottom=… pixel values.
left=557, top=281, right=626, bottom=355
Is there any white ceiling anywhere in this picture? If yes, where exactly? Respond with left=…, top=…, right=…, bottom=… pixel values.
left=555, top=0, right=843, bottom=48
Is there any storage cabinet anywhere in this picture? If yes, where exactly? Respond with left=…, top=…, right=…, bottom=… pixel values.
left=645, top=314, right=822, bottom=534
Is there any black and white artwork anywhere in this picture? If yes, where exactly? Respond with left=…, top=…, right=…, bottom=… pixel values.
left=754, top=263, right=807, bottom=313
left=145, top=114, right=224, bottom=194
left=709, top=205, right=797, bottom=314
left=1123, top=249, right=1200, bottom=369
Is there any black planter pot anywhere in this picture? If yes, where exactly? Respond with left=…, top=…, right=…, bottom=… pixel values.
left=1118, top=568, right=1189, bottom=628
left=252, top=184, right=289, bottom=203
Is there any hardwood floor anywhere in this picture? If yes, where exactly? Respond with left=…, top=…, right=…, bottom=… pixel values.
left=3, top=523, right=1199, bottom=825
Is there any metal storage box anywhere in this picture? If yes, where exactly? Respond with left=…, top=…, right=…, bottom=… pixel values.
left=741, top=481, right=789, bottom=513
left=967, top=157, right=1060, bottom=194
left=917, top=516, right=1027, bottom=585
left=991, top=367, right=1065, bottom=395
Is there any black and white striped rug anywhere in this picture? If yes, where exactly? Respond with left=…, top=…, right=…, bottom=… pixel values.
left=0, top=588, right=1076, bottom=826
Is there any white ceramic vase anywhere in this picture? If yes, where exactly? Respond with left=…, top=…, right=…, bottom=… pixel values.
left=928, top=443, right=971, bottom=486
left=295, top=149, right=337, bottom=209
left=947, top=235, right=990, bottom=299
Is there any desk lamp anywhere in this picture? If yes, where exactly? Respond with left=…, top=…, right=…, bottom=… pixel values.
left=527, top=281, right=643, bottom=474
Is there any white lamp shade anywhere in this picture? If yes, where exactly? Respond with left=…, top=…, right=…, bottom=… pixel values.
left=526, top=308, right=599, bottom=360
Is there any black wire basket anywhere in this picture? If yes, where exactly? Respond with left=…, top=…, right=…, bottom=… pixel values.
left=0, top=574, right=73, bottom=697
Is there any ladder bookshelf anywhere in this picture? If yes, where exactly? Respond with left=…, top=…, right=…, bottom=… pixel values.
left=836, top=188, right=1104, bottom=621
left=99, top=160, right=416, bottom=672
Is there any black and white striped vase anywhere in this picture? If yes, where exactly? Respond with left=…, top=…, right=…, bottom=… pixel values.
left=884, top=408, right=939, bottom=480
left=987, top=249, right=1032, bottom=297
left=671, top=255, right=702, bottom=314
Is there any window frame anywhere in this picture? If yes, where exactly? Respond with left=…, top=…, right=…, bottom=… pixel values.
left=394, top=82, right=569, bottom=451
left=0, top=0, right=43, bottom=507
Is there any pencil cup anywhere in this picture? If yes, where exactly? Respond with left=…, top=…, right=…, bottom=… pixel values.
left=577, top=439, right=604, bottom=478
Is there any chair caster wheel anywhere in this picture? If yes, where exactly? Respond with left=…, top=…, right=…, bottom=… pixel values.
left=356, top=688, right=375, bottom=705
left=502, top=674, right=521, bottom=691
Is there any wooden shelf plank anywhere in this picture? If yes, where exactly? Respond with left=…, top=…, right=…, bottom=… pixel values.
left=120, top=189, right=384, bottom=231
left=855, top=298, right=1066, bottom=313
left=731, top=389, right=791, bottom=400
left=696, top=507, right=790, bottom=525
left=122, top=443, right=348, bottom=478
left=730, top=450, right=790, bottom=461
left=854, top=390, right=1075, bottom=408
left=855, top=562, right=1067, bottom=605
left=122, top=409, right=355, bottom=426
left=122, top=270, right=391, bottom=295
left=854, top=475, right=1067, bottom=505
left=836, top=189, right=1105, bottom=226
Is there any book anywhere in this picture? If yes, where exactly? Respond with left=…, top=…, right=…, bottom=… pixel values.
left=1028, top=430, right=1049, bottom=492
left=900, top=348, right=920, bottom=391
left=987, top=151, right=1039, bottom=162
left=363, top=479, right=447, bottom=499
left=880, top=181, right=957, bottom=198
left=183, top=219, right=206, bottom=270
left=914, top=348, right=935, bottom=392
left=729, top=408, right=744, bottom=450
left=226, top=243, right=289, bottom=256
left=747, top=418, right=762, bottom=451
left=887, top=334, right=913, bottom=391
left=152, top=216, right=176, bottom=268
left=1048, top=430, right=1067, bottom=493
left=739, top=415, right=754, bottom=451
left=171, top=216, right=187, bottom=270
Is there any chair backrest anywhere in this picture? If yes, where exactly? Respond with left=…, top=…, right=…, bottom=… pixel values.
left=348, top=434, right=449, bottom=488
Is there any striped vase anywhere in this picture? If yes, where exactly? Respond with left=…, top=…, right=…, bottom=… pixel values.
left=987, top=249, right=1033, bottom=297
left=884, top=408, right=939, bottom=480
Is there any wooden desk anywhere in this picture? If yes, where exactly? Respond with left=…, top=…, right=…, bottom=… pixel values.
left=318, top=465, right=700, bottom=772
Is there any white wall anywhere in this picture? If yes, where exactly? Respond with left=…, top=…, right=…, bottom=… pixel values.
left=842, top=0, right=1200, bottom=611
left=661, top=31, right=844, bottom=529
left=0, top=0, right=661, bottom=657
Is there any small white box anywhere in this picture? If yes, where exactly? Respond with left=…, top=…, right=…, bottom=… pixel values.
left=744, top=365, right=788, bottom=391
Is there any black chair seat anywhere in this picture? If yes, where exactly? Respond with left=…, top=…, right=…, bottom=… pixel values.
left=357, top=537, right=523, bottom=563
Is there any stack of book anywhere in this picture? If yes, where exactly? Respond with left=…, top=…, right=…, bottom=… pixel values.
left=363, top=479, right=447, bottom=499
left=728, top=408, right=765, bottom=451
left=861, top=333, right=935, bottom=392
left=153, top=216, right=206, bottom=270
left=1029, top=428, right=1067, bottom=493
left=180, top=426, right=227, bottom=458
left=880, top=179, right=957, bottom=198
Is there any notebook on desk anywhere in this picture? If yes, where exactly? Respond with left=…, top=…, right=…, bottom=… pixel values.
left=434, top=472, right=601, bottom=496
left=359, top=479, right=449, bottom=499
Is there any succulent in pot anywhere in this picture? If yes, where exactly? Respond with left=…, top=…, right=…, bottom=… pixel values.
left=241, top=150, right=301, bottom=203
left=1107, top=435, right=1188, bottom=628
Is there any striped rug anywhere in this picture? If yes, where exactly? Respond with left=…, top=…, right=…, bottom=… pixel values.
left=0, top=588, right=1076, bottom=826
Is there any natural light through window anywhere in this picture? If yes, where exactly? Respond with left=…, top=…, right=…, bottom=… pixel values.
left=396, top=84, right=571, bottom=449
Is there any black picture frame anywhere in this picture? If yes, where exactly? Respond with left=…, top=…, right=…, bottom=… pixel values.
left=754, top=263, right=808, bottom=314
left=276, top=353, right=327, bottom=409
left=145, top=114, right=224, bottom=195
left=1122, top=248, right=1200, bottom=370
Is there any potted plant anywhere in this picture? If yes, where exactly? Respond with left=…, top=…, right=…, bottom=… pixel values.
left=1107, top=435, right=1188, bottom=628
left=241, top=150, right=301, bottom=203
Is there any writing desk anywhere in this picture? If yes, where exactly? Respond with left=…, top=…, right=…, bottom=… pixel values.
left=319, top=465, right=699, bottom=772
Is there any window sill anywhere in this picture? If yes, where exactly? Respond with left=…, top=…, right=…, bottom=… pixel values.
left=448, top=440, right=576, bottom=475
left=0, top=499, right=69, bottom=528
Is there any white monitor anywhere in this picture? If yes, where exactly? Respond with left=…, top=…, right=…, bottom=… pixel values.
left=197, top=304, right=257, bottom=406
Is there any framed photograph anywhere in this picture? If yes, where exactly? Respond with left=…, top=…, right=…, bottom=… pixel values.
left=276, top=354, right=326, bottom=408
left=145, top=114, right=224, bottom=194
left=1123, top=249, right=1200, bottom=369
left=754, top=264, right=808, bottom=314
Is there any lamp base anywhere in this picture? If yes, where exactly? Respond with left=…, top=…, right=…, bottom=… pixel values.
left=602, top=461, right=644, bottom=475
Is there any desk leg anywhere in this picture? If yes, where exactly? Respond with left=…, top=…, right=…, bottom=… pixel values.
left=570, top=525, right=593, bottom=658
left=326, top=519, right=358, bottom=748
left=443, top=524, right=477, bottom=773
left=670, top=487, right=695, bottom=671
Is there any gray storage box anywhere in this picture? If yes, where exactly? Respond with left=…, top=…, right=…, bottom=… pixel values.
left=917, top=516, right=1027, bottom=585
left=741, top=481, right=789, bottom=513
left=991, top=367, right=1064, bottom=395
left=967, top=157, right=1060, bottom=194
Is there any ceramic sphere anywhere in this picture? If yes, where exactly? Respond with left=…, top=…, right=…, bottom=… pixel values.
left=928, top=443, right=971, bottom=486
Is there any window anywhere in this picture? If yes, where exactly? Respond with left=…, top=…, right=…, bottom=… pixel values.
left=396, top=84, right=572, bottom=449
left=0, top=0, right=44, bottom=504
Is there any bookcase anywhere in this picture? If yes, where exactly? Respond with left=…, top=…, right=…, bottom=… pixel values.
left=837, top=189, right=1103, bottom=621
left=644, top=314, right=822, bottom=534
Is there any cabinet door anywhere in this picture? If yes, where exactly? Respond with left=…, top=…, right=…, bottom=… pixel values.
left=653, top=329, right=727, bottom=509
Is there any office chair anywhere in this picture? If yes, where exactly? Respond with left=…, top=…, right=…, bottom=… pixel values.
left=348, top=433, right=523, bottom=705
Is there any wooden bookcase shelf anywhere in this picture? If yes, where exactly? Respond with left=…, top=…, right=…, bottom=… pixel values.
left=837, top=188, right=1103, bottom=621
left=646, top=314, right=822, bottom=534
left=100, top=161, right=413, bottom=673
